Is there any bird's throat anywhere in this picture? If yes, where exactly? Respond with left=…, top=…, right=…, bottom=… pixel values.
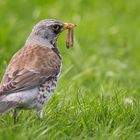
left=25, top=35, right=55, bottom=48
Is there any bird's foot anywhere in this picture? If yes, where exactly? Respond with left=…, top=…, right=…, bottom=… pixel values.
left=37, top=110, right=43, bottom=119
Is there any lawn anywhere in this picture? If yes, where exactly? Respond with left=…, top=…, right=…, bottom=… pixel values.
left=0, top=0, right=140, bottom=140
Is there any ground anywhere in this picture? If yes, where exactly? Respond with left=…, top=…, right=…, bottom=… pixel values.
left=0, top=0, right=140, bottom=140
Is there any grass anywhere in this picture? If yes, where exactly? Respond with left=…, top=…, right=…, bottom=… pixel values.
left=0, top=0, right=140, bottom=139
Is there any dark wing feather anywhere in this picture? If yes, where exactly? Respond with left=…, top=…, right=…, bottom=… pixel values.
left=0, top=70, right=41, bottom=94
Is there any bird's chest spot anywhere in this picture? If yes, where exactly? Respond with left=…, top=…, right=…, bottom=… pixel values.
left=37, top=77, right=58, bottom=107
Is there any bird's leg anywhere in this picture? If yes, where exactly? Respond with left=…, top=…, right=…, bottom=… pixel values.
left=37, top=109, right=43, bottom=119
left=13, top=109, right=19, bottom=124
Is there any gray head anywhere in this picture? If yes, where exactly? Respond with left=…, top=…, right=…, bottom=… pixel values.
left=26, top=19, right=75, bottom=47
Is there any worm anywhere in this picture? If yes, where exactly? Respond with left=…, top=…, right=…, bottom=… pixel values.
left=66, top=29, right=71, bottom=48
left=66, top=28, right=74, bottom=48
left=70, top=28, right=74, bottom=47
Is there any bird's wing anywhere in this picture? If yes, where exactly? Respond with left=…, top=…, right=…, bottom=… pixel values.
left=0, top=45, right=61, bottom=95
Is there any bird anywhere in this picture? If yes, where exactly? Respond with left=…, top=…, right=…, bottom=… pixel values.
left=0, top=19, right=75, bottom=121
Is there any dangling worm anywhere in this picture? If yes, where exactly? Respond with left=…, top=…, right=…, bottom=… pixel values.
left=66, top=23, right=76, bottom=48
left=66, top=29, right=71, bottom=48
left=70, top=28, right=74, bottom=47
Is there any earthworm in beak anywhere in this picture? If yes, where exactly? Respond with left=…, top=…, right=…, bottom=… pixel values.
left=64, top=23, right=76, bottom=48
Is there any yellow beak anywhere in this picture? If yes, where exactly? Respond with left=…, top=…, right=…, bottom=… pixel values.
left=63, top=23, right=76, bottom=29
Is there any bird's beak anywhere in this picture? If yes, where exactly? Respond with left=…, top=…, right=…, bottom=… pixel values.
left=63, top=23, right=76, bottom=30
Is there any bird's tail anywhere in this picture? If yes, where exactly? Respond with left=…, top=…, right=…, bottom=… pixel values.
left=0, top=96, right=18, bottom=113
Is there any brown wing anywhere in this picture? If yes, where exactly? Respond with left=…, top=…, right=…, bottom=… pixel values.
left=0, top=45, right=61, bottom=95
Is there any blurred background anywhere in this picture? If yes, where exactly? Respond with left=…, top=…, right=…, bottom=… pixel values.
left=0, top=0, right=140, bottom=139
left=0, top=0, right=140, bottom=96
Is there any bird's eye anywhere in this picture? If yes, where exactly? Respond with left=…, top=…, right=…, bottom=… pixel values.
left=52, top=25, right=60, bottom=31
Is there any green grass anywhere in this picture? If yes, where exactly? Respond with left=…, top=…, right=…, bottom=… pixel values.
left=0, top=0, right=140, bottom=140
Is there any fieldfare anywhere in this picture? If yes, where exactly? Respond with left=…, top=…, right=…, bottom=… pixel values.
left=0, top=19, right=75, bottom=121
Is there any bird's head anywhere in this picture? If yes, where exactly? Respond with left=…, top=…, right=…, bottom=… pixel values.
left=27, top=19, right=75, bottom=47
